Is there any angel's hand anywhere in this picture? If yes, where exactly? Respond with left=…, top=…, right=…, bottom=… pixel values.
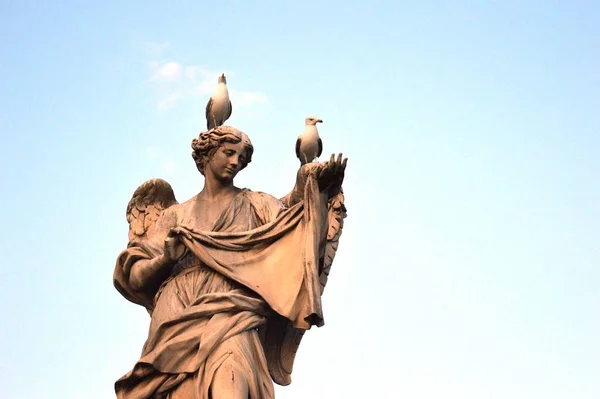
left=317, top=153, right=347, bottom=196
left=164, top=228, right=189, bottom=262
left=285, top=155, right=347, bottom=206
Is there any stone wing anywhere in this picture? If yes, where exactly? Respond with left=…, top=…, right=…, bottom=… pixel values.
left=126, top=178, right=178, bottom=242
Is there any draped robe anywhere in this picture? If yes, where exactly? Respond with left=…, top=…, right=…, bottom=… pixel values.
left=113, top=176, right=329, bottom=398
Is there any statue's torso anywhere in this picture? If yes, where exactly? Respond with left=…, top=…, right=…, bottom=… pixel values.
left=154, top=189, right=279, bottom=297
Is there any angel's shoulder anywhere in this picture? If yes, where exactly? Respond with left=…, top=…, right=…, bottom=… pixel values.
left=243, top=190, right=284, bottom=223
left=243, top=190, right=282, bottom=210
left=245, top=189, right=279, bottom=203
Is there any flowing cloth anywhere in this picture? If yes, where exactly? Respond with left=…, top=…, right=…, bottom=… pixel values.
left=113, top=176, right=329, bottom=398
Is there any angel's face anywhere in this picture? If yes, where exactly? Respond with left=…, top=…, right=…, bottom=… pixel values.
left=205, top=141, right=248, bottom=183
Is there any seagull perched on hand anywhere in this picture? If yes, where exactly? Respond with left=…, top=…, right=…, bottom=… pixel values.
left=205, top=73, right=232, bottom=130
left=296, top=116, right=323, bottom=165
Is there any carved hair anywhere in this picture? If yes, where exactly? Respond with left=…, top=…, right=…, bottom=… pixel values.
left=191, top=126, right=254, bottom=175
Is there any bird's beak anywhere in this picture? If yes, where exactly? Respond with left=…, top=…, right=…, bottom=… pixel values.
left=317, top=119, right=323, bottom=123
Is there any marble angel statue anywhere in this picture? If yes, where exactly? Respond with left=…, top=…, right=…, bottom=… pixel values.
left=112, top=125, right=347, bottom=398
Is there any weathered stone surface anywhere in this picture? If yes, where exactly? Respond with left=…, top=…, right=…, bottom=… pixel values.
left=113, top=123, right=347, bottom=398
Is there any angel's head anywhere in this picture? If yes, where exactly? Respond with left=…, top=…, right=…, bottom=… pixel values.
left=191, top=126, right=254, bottom=176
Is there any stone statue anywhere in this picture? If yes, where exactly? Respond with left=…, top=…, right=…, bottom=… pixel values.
left=113, top=125, right=347, bottom=398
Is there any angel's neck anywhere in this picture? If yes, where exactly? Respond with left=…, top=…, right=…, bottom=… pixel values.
left=199, top=180, right=239, bottom=201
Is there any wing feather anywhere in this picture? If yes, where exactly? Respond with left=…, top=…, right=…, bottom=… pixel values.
left=319, top=189, right=346, bottom=293
left=126, top=178, right=178, bottom=242
left=205, top=97, right=214, bottom=130
left=295, top=138, right=301, bottom=161
left=225, top=100, right=232, bottom=121
left=317, top=137, right=323, bottom=158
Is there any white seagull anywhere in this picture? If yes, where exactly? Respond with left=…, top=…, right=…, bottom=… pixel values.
left=296, top=116, right=323, bottom=165
left=205, top=73, right=232, bottom=130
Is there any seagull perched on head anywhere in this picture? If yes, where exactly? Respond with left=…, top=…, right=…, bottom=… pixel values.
left=205, top=73, right=232, bottom=130
left=296, top=116, right=323, bottom=165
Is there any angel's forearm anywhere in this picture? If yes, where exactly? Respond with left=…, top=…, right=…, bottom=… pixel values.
left=282, top=174, right=336, bottom=208
left=280, top=186, right=303, bottom=208
left=280, top=166, right=311, bottom=207
left=130, top=255, right=173, bottom=292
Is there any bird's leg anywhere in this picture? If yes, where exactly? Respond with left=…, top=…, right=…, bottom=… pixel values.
left=212, top=115, right=217, bottom=129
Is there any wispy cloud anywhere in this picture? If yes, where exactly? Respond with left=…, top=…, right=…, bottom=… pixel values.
left=157, top=92, right=181, bottom=110
left=185, top=66, right=214, bottom=87
left=149, top=61, right=182, bottom=81
left=146, top=60, right=268, bottom=111
left=229, top=89, right=268, bottom=106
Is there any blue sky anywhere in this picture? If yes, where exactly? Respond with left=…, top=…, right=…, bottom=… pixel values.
left=1, top=1, right=599, bottom=398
